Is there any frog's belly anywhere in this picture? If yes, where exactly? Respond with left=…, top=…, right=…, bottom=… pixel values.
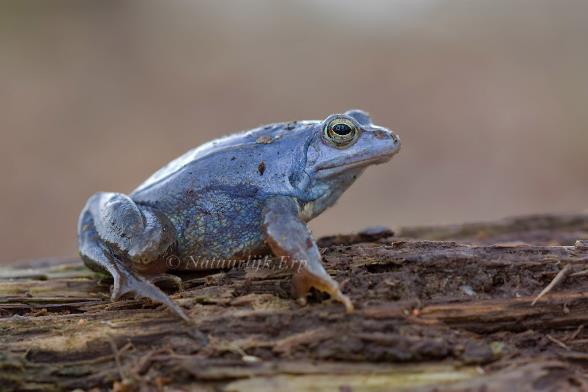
left=166, top=191, right=269, bottom=268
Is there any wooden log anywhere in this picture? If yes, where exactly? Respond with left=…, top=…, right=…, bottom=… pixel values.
left=1, top=214, right=588, bottom=391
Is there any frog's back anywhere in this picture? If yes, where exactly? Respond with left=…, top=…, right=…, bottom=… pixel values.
left=132, top=122, right=299, bottom=194
left=131, top=121, right=316, bottom=202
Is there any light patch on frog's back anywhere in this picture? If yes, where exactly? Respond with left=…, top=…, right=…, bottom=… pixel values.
left=133, top=121, right=317, bottom=193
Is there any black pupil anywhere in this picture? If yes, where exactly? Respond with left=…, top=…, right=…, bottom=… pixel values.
left=332, top=123, right=352, bottom=136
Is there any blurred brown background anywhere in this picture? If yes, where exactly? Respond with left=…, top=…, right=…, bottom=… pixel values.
left=1, top=1, right=587, bottom=264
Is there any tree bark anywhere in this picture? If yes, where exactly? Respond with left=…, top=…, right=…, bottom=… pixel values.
left=2, top=213, right=588, bottom=391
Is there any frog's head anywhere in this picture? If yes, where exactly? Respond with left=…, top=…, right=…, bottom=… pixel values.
left=306, top=109, right=400, bottom=179
left=299, top=109, right=400, bottom=219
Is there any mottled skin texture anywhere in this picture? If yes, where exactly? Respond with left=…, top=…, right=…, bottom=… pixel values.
left=78, top=110, right=401, bottom=321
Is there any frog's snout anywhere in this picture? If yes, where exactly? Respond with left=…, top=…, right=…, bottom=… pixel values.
left=392, top=133, right=401, bottom=154
left=373, top=128, right=401, bottom=157
left=391, top=132, right=400, bottom=146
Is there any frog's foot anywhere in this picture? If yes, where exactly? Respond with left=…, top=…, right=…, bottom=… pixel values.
left=292, top=269, right=354, bottom=313
left=111, top=268, right=191, bottom=322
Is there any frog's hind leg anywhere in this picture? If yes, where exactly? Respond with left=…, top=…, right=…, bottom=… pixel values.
left=87, top=192, right=177, bottom=268
left=78, top=193, right=190, bottom=322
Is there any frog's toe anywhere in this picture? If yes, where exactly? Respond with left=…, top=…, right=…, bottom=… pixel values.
left=333, top=290, right=354, bottom=314
left=292, top=270, right=354, bottom=313
left=111, top=271, right=191, bottom=322
left=296, top=296, right=308, bottom=307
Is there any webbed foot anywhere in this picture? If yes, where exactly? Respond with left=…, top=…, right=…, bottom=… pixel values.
left=292, top=269, right=354, bottom=313
left=111, top=267, right=191, bottom=322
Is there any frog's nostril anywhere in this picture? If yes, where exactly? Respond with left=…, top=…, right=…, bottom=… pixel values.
left=373, top=130, right=389, bottom=140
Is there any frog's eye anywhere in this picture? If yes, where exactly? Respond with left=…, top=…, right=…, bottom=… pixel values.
left=323, top=117, right=360, bottom=148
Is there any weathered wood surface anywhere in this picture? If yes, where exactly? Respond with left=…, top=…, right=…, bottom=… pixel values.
left=2, top=213, right=588, bottom=391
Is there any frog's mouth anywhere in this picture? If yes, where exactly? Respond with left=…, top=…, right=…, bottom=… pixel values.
left=315, top=155, right=394, bottom=177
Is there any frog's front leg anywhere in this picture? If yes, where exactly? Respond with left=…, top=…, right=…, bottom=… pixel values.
left=261, top=196, right=353, bottom=313
left=78, top=192, right=190, bottom=322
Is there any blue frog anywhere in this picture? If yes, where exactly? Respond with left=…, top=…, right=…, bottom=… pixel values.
left=78, top=110, right=401, bottom=321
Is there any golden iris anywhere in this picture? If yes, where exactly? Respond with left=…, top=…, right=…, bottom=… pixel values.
left=323, top=117, right=359, bottom=147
